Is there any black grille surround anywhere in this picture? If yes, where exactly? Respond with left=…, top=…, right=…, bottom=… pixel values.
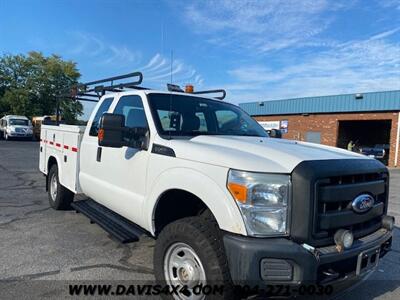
left=291, top=159, right=388, bottom=247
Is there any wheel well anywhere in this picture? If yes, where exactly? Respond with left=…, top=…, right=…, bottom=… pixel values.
left=47, top=156, right=57, bottom=172
left=153, top=189, right=213, bottom=235
left=46, top=156, right=58, bottom=191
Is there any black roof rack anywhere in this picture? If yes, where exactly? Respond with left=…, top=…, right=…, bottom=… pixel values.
left=166, top=84, right=184, bottom=93
left=61, top=71, right=146, bottom=103
left=61, top=71, right=226, bottom=102
left=192, top=89, right=226, bottom=100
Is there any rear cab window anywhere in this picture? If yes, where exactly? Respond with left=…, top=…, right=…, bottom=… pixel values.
left=89, top=97, right=114, bottom=136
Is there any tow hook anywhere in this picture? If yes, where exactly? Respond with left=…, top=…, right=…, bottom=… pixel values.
left=302, top=243, right=320, bottom=262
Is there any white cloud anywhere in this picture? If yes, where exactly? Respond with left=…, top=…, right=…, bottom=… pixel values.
left=226, top=29, right=400, bottom=103
left=67, top=32, right=204, bottom=88
left=68, top=31, right=141, bottom=65
left=142, top=54, right=204, bottom=87
left=182, top=0, right=353, bottom=53
left=378, top=0, right=400, bottom=10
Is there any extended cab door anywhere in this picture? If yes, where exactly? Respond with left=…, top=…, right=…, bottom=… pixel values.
left=80, top=94, right=150, bottom=228
left=79, top=96, right=114, bottom=207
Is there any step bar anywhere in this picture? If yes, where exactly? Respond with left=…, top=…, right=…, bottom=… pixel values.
left=71, top=199, right=146, bottom=243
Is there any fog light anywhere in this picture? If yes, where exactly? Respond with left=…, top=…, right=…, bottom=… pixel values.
left=382, top=216, right=395, bottom=231
left=334, top=229, right=353, bottom=251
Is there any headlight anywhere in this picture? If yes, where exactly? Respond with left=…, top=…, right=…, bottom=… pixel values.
left=227, top=170, right=290, bottom=236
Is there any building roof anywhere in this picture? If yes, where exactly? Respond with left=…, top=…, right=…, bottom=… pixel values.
left=239, top=90, right=400, bottom=116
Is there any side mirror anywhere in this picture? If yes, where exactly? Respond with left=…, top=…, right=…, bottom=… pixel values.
left=98, top=113, right=150, bottom=150
left=267, top=129, right=282, bottom=138
left=98, top=113, right=127, bottom=148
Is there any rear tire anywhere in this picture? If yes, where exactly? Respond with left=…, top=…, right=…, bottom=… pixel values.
left=47, top=164, right=74, bottom=210
left=154, top=216, right=235, bottom=300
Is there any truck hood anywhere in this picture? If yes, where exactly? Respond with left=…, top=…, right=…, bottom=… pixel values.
left=169, top=136, right=369, bottom=173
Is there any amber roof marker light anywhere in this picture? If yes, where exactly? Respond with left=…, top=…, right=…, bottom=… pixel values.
left=185, top=84, right=194, bottom=93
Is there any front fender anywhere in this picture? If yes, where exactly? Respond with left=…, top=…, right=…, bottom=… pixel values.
left=145, top=167, right=247, bottom=236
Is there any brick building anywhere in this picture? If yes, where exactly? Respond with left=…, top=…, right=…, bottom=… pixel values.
left=239, top=90, right=400, bottom=167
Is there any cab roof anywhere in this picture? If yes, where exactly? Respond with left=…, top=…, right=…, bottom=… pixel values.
left=2, top=115, right=29, bottom=120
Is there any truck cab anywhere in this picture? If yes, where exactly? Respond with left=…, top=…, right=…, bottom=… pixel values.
left=39, top=72, right=394, bottom=298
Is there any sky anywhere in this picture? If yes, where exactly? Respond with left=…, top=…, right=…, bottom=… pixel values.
left=0, top=0, right=399, bottom=119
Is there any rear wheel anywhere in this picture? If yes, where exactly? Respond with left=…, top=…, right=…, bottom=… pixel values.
left=47, top=164, right=74, bottom=210
left=154, top=216, right=235, bottom=300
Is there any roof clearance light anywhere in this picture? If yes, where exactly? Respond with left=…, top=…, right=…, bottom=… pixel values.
left=185, top=84, right=194, bottom=93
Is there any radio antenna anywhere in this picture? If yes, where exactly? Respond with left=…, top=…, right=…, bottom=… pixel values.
left=168, top=49, right=174, bottom=141
left=170, top=50, right=173, bottom=84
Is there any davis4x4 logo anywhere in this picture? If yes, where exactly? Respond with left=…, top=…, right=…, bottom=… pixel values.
left=352, top=194, right=375, bottom=213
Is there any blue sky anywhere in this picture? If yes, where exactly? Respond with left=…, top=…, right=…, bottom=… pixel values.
left=1, top=0, right=399, bottom=119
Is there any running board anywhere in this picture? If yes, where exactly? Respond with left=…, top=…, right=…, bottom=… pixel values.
left=71, top=199, right=145, bottom=243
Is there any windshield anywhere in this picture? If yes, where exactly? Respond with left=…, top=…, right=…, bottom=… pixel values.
left=148, top=93, right=268, bottom=138
left=9, top=119, right=29, bottom=126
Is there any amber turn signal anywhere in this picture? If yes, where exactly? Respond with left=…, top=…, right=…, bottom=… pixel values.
left=98, top=128, right=104, bottom=142
left=228, top=183, right=247, bottom=203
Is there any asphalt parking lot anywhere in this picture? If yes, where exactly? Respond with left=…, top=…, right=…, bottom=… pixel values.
left=0, top=139, right=399, bottom=299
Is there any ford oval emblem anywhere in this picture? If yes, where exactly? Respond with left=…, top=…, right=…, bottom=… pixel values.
left=352, top=194, right=375, bottom=213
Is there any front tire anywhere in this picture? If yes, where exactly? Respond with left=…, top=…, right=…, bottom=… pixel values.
left=154, top=217, right=234, bottom=300
left=47, top=164, right=74, bottom=210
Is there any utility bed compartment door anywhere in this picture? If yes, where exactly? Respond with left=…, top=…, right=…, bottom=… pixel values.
left=39, top=125, right=84, bottom=193
left=61, top=129, right=82, bottom=193
left=39, top=128, right=47, bottom=173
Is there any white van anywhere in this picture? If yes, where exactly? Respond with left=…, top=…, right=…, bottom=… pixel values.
left=0, top=115, right=33, bottom=140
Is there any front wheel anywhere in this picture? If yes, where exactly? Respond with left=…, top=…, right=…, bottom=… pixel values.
left=47, top=164, right=74, bottom=210
left=154, top=217, right=235, bottom=300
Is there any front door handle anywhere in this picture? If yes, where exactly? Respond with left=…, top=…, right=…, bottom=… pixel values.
left=96, top=147, right=102, bottom=162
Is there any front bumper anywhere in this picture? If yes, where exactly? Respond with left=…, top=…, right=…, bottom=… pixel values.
left=7, top=132, right=33, bottom=138
left=223, top=227, right=392, bottom=292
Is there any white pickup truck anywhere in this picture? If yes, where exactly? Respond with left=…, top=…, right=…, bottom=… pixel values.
left=39, top=73, right=394, bottom=298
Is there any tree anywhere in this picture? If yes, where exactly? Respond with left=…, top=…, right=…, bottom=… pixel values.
left=0, top=52, right=83, bottom=123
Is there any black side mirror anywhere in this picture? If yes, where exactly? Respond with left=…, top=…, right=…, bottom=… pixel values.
left=267, top=129, right=282, bottom=138
left=98, top=113, right=150, bottom=150
left=98, top=113, right=127, bottom=148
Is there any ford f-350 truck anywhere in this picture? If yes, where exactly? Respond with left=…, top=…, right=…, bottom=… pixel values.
left=39, top=72, right=394, bottom=299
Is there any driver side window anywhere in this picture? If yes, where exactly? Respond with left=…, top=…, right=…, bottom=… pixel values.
left=113, top=95, right=148, bottom=129
left=89, top=97, right=113, bottom=137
